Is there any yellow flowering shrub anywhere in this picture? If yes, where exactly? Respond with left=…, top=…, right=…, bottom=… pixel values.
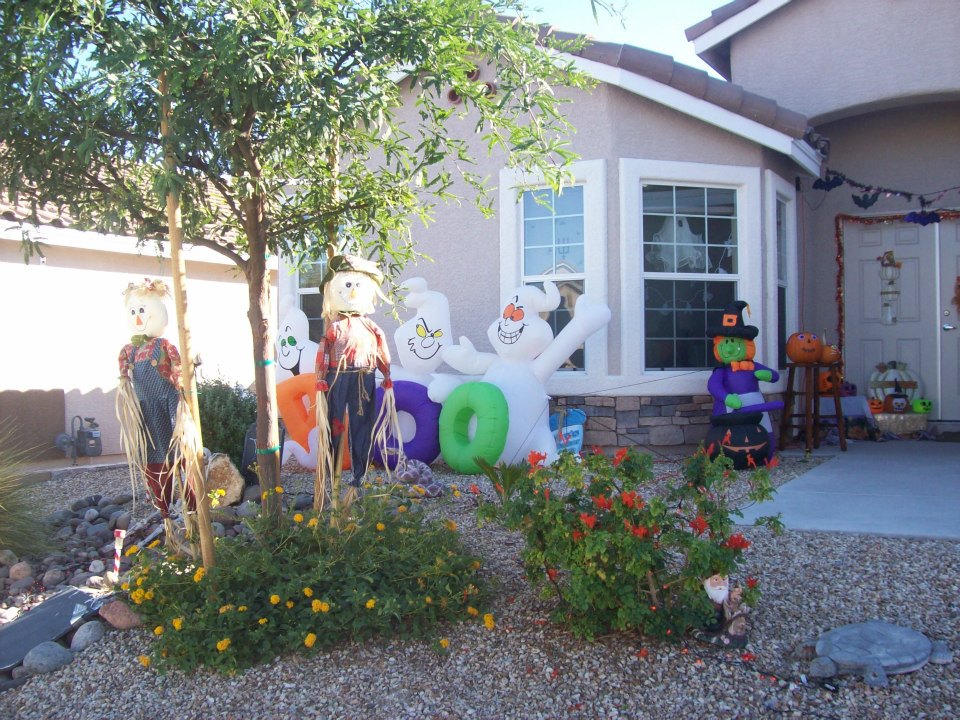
left=127, top=489, right=486, bottom=673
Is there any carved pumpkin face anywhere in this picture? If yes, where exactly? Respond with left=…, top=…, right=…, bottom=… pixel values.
left=819, top=344, right=841, bottom=364
left=911, top=397, right=933, bottom=414
left=706, top=414, right=770, bottom=471
left=868, top=398, right=884, bottom=414
left=785, top=332, right=823, bottom=364
left=839, top=381, right=857, bottom=397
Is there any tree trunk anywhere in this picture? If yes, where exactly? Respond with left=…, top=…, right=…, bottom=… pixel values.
left=245, top=232, right=282, bottom=519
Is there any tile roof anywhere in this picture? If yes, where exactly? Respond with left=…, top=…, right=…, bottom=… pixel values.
left=541, top=25, right=808, bottom=139
left=684, top=0, right=762, bottom=43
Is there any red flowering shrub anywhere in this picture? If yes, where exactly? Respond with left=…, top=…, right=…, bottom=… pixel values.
left=476, top=446, right=781, bottom=641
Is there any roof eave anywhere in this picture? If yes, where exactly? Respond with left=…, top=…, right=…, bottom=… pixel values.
left=569, top=54, right=821, bottom=176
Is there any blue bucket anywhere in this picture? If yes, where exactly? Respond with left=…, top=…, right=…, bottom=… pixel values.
left=549, top=408, right=587, bottom=454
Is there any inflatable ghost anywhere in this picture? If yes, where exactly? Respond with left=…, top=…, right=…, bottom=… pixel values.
left=391, top=277, right=453, bottom=382
left=430, top=281, right=610, bottom=472
left=372, top=278, right=455, bottom=467
left=276, top=297, right=320, bottom=381
left=275, top=298, right=322, bottom=467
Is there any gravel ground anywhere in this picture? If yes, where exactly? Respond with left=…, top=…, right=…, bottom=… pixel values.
left=2, top=454, right=958, bottom=720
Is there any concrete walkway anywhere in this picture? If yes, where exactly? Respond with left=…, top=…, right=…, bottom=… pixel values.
left=738, top=440, right=960, bottom=540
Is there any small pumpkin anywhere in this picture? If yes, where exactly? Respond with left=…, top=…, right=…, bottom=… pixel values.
left=911, top=397, right=933, bottom=414
left=819, top=343, right=841, bottom=364
left=818, top=370, right=841, bottom=395
left=839, top=381, right=857, bottom=397
left=884, top=391, right=909, bottom=414
left=868, top=398, right=884, bottom=414
left=785, top=332, right=823, bottom=364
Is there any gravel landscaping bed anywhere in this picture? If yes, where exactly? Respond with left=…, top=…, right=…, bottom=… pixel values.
left=2, top=454, right=958, bottom=720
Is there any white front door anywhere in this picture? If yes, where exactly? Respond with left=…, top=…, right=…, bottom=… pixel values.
left=842, top=218, right=960, bottom=422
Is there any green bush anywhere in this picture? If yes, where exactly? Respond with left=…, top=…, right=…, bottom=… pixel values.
left=197, top=379, right=257, bottom=468
left=0, top=422, right=56, bottom=556
left=475, top=446, right=782, bottom=641
left=128, top=486, right=487, bottom=673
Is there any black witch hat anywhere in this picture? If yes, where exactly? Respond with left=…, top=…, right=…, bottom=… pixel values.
left=707, top=300, right=759, bottom=340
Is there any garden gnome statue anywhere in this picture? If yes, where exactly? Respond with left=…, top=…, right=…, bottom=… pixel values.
left=314, top=255, right=399, bottom=508
left=695, top=574, right=750, bottom=648
left=707, top=301, right=782, bottom=462
left=116, top=279, right=197, bottom=552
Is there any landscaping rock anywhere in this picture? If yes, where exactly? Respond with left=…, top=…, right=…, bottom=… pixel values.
left=41, top=568, right=67, bottom=588
left=9, top=562, right=34, bottom=583
left=22, top=641, right=73, bottom=675
left=99, top=599, right=142, bottom=630
left=70, top=620, right=106, bottom=652
left=207, top=453, right=246, bottom=507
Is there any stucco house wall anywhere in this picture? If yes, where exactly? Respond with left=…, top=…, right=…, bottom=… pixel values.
left=712, top=0, right=960, bottom=123
left=0, top=222, right=276, bottom=457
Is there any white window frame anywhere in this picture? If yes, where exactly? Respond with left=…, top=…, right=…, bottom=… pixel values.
left=499, top=159, right=608, bottom=395
left=620, top=159, right=762, bottom=394
left=764, top=170, right=799, bottom=377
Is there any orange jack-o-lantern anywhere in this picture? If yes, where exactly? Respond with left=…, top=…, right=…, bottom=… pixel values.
left=818, top=371, right=841, bottom=395
left=868, top=398, right=884, bottom=414
left=785, top=332, right=824, bottom=364
left=705, top=412, right=770, bottom=471
left=819, top=344, right=841, bottom=364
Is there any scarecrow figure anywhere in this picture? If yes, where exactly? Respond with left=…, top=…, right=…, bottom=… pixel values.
left=707, top=301, right=782, bottom=461
left=116, top=278, right=197, bottom=551
left=314, top=255, right=399, bottom=505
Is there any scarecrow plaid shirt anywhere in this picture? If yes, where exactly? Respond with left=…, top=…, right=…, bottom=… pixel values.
left=315, top=313, right=392, bottom=392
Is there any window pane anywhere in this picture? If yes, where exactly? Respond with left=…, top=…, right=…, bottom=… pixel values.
left=555, top=244, right=584, bottom=274
left=675, top=186, right=705, bottom=215
left=676, top=339, right=708, bottom=368
left=299, top=293, right=325, bottom=344
left=645, top=339, right=673, bottom=370
left=555, top=216, right=583, bottom=245
left=298, top=260, right=326, bottom=289
left=524, top=246, right=554, bottom=276
left=553, top=185, right=584, bottom=216
left=776, top=199, right=787, bottom=283
left=523, top=189, right=553, bottom=218
left=778, top=285, right=787, bottom=369
left=642, top=184, right=674, bottom=213
left=707, top=188, right=736, bottom=216
left=523, top=218, right=553, bottom=248
left=644, top=244, right=674, bottom=272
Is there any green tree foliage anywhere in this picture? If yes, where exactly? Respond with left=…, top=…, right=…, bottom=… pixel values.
left=0, top=0, right=592, bottom=497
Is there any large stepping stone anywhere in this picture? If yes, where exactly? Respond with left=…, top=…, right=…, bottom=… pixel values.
left=815, top=620, right=932, bottom=676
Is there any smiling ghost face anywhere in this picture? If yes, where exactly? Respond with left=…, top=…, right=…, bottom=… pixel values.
left=125, top=292, right=169, bottom=338
left=487, top=289, right=554, bottom=361
left=276, top=310, right=308, bottom=373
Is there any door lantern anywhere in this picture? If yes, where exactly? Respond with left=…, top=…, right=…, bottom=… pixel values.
left=878, top=251, right=901, bottom=325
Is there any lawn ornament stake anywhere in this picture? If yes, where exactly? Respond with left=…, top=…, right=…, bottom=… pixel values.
left=707, top=301, right=782, bottom=467
left=314, top=255, right=399, bottom=511
left=116, top=278, right=198, bottom=553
